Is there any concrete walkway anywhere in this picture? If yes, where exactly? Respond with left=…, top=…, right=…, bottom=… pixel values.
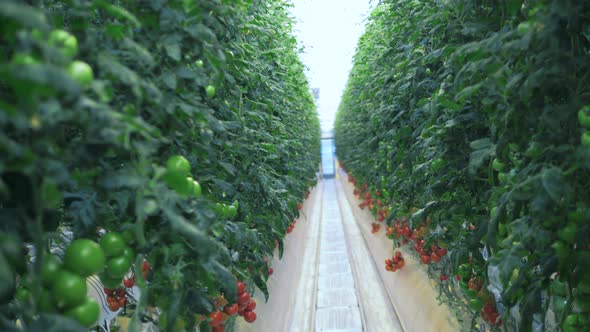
left=291, top=179, right=401, bottom=332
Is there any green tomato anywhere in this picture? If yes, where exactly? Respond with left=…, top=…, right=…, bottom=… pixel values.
left=206, top=85, right=216, bottom=98
left=48, top=29, right=78, bottom=58
left=51, top=270, right=87, bottom=310
left=106, top=256, right=131, bottom=278
left=211, top=202, right=220, bottom=214
left=578, top=106, right=590, bottom=128
left=492, top=158, right=505, bottom=172
left=121, top=246, right=135, bottom=265
left=64, top=239, right=105, bottom=276
left=67, top=61, right=94, bottom=86
left=190, top=179, right=202, bottom=197
left=166, top=155, right=191, bottom=177
left=100, top=232, right=126, bottom=258
left=66, top=298, right=100, bottom=327
left=582, top=132, right=590, bottom=148
left=425, top=68, right=432, bottom=76
left=164, top=171, right=191, bottom=197
left=11, top=53, right=37, bottom=66
left=498, top=172, right=508, bottom=183
left=195, top=59, right=204, bottom=68
left=42, top=253, right=62, bottom=286
left=226, top=204, right=237, bottom=219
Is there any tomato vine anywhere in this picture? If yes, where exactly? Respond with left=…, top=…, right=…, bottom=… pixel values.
left=0, top=0, right=319, bottom=331
left=336, top=1, right=590, bottom=331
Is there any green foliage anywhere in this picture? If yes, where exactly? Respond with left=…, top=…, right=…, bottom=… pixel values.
left=0, top=0, right=319, bottom=330
left=336, top=0, right=590, bottom=331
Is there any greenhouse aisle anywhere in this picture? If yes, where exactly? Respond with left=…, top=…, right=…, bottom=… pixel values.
left=290, top=179, right=401, bottom=332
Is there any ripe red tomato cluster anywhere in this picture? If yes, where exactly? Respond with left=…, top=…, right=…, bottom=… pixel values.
left=371, top=222, right=381, bottom=234
left=287, top=220, right=296, bottom=234
left=385, top=251, right=405, bottom=272
left=208, top=280, right=257, bottom=332
left=385, top=226, right=395, bottom=237
left=236, top=281, right=257, bottom=323
left=123, top=276, right=136, bottom=289
left=104, top=287, right=126, bottom=312
left=413, top=241, right=447, bottom=265
left=376, top=203, right=388, bottom=222
left=141, top=260, right=150, bottom=279
left=481, top=303, right=502, bottom=327
left=385, top=218, right=448, bottom=265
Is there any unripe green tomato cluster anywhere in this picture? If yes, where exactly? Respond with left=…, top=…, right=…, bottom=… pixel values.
left=163, top=155, right=202, bottom=198
left=21, top=239, right=105, bottom=327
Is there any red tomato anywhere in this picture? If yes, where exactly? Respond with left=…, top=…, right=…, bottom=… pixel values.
left=237, top=281, right=246, bottom=294
left=431, top=253, right=441, bottom=263
left=212, top=324, right=225, bottom=332
left=123, top=278, right=135, bottom=288
left=246, top=300, right=256, bottom=311
left=244, top=311, right=257, bottom=323
left=209, top=310, right=224, bottom=327
left=108, top=300, right=119, bottom=311
left=224, top=303, right=239, bottom=316
left=238, top=292, right=250, bottom=305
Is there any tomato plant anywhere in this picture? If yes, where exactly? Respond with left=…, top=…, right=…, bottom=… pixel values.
left=336, top=0, right=590, bottom=330
left=0, top=0, right=319, bottom=330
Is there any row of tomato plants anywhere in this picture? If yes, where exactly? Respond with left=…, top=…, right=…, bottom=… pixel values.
left=0, top=0, right=320, bottom=331
left=335, top=0, right=590, bottom=331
